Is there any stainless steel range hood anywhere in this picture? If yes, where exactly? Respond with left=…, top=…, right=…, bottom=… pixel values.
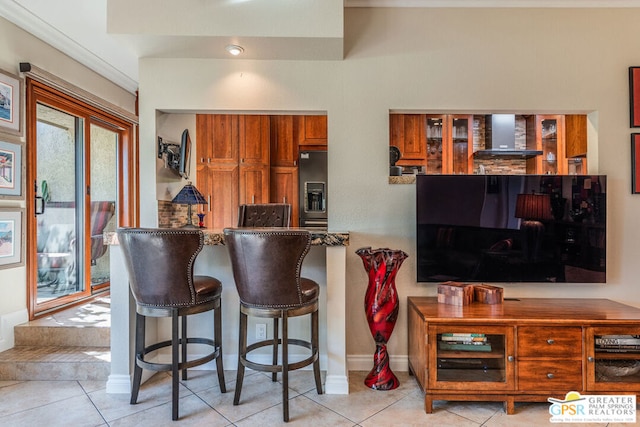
left=474, top=114, right=542, bottom=159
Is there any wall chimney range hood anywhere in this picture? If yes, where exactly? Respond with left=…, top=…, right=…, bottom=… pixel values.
left=474, top=114, right=542, bottom=159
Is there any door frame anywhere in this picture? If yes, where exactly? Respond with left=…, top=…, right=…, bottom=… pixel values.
left=26, top=78, right=138, bottom=318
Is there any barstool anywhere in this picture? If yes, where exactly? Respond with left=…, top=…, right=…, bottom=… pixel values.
left=117, top=228, right=226, bottom=421
left=237, top=203, right=291, bottom=227
left=224, top=228, right=323, bottom=422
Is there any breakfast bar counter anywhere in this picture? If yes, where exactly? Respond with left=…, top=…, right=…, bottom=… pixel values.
left=105, top=228, right=350, bottom=395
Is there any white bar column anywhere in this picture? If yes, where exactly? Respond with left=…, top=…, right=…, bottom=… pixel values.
left=324, top=245, right=349, bottom=394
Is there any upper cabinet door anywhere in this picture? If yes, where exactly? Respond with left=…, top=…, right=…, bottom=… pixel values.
left=196, top=114, right=239, bottom=164
left=239, top=115, right=270, bottom=166
left=270, top=115, right=298, bottom=167
left=297, top=115, right=328, bottom=149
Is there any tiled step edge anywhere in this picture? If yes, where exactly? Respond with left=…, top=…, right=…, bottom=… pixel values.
left=14, top=325, right=110, bottom=347
left=0, top=346, right=110, bottom=381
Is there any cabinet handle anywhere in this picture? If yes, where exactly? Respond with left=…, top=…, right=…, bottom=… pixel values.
left=547, top=339, right=555, bottom=345
left=507, top=356, right=514, bottom=362
left=547, top=373, right=555, bottom=379
left=252, top=195, right=255, bottom=204
left=283, top=196, right=286, bottom=203
left=588, top=356, right=595, bottom=362
left=208, top=195, right=211, bottom=212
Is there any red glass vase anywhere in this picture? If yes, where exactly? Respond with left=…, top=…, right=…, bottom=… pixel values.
left=356, top=246, right=408, bottom=390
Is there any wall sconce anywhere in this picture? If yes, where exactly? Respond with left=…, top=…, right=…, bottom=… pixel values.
left=225, top=45, right=244, bottom=56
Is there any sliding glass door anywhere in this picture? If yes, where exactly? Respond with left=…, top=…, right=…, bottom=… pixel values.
left=27, top=79, right=136, bottom=317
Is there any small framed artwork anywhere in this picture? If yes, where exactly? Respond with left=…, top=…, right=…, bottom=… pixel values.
left=633, top=134, right=640, bottom=194
left=0, top=208, right=24, bottom=269
left=0, top=68, right=22, bottom=136
left=0, top=139, right=22, bottom=197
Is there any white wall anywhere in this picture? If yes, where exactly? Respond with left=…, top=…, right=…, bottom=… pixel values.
left=141, top=7, right=640, bottom=366
left=0, top=16, right=136, bottom=350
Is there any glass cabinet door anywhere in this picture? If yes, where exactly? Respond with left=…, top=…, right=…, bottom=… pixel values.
left=451, top=115, right=472, bottom=174
left=587, top=327, right=640, bottom=392
left=538, top=115, right=566, bottom=175
left=429, top=325, right=515, bottom=391
left=425, top=116, right=444, bottom=174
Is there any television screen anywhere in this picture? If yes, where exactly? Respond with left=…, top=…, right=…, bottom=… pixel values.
left=416, top=175, right=606, bottom=283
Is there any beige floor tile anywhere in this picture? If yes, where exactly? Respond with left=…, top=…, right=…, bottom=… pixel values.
left=197, top=371, right=285, bottom=422
left=1, top=394, right=106, bottom=427
left=88, top=372, right=193, bottom=422
left=361, top=390, right=481, bottom=427
left=235, top=394, right=356, bottom=427
left=0, top=380, right=86, bottom=417
left=108, top=394, right=232, bottom=426
left=483, top=402, right=609, bottom=427
left=431, top=400, right=503, bottom=424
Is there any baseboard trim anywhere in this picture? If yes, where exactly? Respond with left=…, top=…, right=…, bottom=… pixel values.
left=0, top=309, right=28, bottom=353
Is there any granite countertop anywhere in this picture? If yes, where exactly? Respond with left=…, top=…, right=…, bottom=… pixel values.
left=105, top=229, right=349, bottom=247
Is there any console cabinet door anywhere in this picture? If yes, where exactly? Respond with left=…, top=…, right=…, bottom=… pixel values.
left=586, top=326, right=640, bottom=392
left=428, top=325, right=515, bottom=391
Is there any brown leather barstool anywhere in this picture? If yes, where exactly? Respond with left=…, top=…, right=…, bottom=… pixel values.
left=237, top=203, right=291, bottom=227
left=117, top=228, right=226, bottom=421
left=224, top=228, right=323, bottom=422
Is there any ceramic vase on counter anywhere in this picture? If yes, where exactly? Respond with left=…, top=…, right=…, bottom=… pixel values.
left=356, top=246, right=408, bottom=390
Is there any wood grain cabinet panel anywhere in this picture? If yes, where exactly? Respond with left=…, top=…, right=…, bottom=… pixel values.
left=297, top=115, right=327, bottom=150
left=517, top=360, right=583, bottom=390
left=517, top=326, right=582, bottom=358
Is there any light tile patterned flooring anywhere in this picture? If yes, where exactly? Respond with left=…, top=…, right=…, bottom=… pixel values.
left=1, top=369, right=627, bottom=426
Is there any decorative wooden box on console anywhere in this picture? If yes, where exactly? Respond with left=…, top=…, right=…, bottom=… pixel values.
left=407, top=297, right=640, bottom=414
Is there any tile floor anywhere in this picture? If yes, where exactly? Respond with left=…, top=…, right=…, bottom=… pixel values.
left=1, top=369, right=631, bottom=426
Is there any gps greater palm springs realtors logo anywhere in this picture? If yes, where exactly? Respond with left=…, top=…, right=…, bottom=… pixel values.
left=548, top=391, right=636, bottom=423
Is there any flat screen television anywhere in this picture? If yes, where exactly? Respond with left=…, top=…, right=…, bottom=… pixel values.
left=416, top=175, right=606, bottom=283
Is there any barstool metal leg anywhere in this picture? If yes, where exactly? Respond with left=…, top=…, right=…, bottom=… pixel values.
left=130, top=312, right=145, bottom=404
left=214, top=302, right=226, bottom=392
left=171, top=310, right=179, bottom=421
left=181, top=315, right=188, bottom=381
left=234, top=309, right=248, bottom=405
left=312, top=309, right=323, bottom=394
left=272, top=317, right=279, bottom=382
left=282, top=310, right=289, bottom=422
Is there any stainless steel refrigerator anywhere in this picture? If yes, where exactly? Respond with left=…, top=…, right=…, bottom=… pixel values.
left=298, top=150, right=327, bottom=229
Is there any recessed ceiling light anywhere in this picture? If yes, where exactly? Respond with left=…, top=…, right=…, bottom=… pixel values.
left=225, top=45, right=244, bottom=56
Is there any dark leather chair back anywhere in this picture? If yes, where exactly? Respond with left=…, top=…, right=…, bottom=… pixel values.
left=224, top=228, right=311, bottom=308
left=118, top=228, right=206, bottom=307
left=237, top=203, right=291, bottom=227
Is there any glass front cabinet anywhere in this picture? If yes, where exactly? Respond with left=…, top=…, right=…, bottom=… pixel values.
left=587, top=327, right=640, bottom=392
left=428, top=325, right=515, bottom=391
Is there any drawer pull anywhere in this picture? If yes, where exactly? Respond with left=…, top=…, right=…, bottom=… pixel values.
left=507, top=356, right=514, bottom=362
left=546, top=339, right=555, bottom=345
left=547, top=373, right=555, bottom=379
left=588, top=356, right=595, bottom=362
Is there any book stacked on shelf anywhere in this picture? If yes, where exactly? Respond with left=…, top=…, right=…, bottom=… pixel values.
left=595, top=335, right=640, bottom=353
left=438, top=333, right=492, bottom=352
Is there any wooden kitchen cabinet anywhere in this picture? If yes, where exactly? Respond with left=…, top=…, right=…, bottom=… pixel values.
left=270, top=115, right=298, bottom=167
left=269, top=115, right=299, bottom=223
left=533, top=115, right=567, bottom=175
left=270, top=166, right=299, bottom=226
left=196, top=114, right=269, bottom=228
left=297, top=115, right=327, bottom=150
left=390, top=114, right=426, bottom=169
left=408, top=297, right=640, bottom=415
left=390, top=114, right=473, bottom=174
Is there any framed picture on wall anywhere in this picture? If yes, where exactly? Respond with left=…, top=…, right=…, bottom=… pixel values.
left=0, top=68, right=22, bottom=136
left=0, top=208, right=24, bottom=269
left=632, top=134, right=640, bottom=194
left=0, top=139, right=22, bottom=197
